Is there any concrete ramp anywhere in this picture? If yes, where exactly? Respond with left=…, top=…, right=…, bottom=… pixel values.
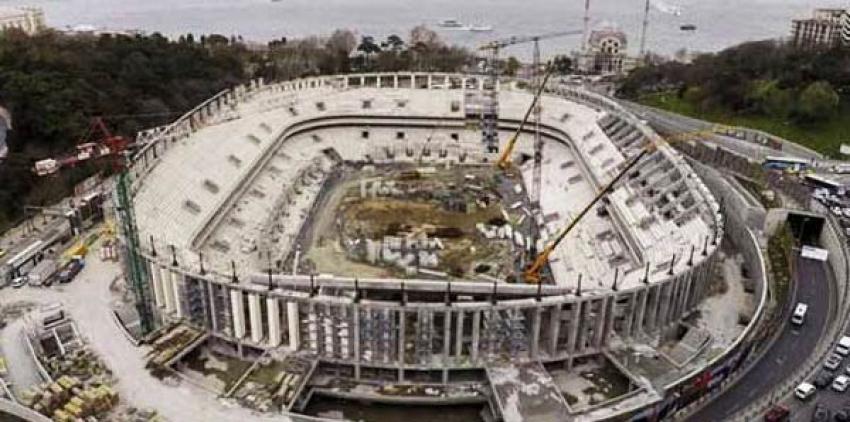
left=486, top=362, right=572, bottom=422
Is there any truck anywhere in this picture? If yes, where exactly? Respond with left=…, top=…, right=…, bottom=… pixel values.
left=28, top=259, right=58, bottom=287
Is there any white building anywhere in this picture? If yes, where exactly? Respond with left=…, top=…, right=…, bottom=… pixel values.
left=791, top=8, right=850, bottom=48
left=575, top=27, right=639, bottom=76
left=0, top=6, right=45, bottom=36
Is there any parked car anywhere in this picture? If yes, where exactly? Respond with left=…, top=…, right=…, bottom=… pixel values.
left=826, top=353, right=844, bottom=371
left=763, top=405, right=789, bottom=422
left=57, top=258, right=84, bottom=284
left=815, top=371, right=835, bottom=389
left=834, top=375, right=850, bottom=392
left=813, top=404, right=830, bottom=422
left=796, top=382, right=817, bottom=400
left=11, top=275, right=28, bottom=288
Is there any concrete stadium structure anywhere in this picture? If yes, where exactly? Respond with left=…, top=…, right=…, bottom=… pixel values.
left=124, top=73, right=723, bottom=418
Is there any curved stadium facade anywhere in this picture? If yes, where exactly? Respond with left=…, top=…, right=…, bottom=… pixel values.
left=124, top=73, right=723, bottom=417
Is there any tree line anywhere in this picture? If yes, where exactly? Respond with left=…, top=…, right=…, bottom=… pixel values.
left=0, top=26, right=478, bottom=232
left=619, top=40, right=849, bottom=123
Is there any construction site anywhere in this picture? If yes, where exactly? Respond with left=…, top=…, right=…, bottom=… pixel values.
left=300, top=163, right=534, bottom=282
left=0, top=22, right=749, bottom=421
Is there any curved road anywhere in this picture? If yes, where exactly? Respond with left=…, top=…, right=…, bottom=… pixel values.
left=689, top=255, right=833, bottom=421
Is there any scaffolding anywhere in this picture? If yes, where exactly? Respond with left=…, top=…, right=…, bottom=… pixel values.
left=115, top=171, right=155, bottom=334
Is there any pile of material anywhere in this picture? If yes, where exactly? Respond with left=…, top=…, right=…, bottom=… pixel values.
left=20, top=375, right=118, bottom=421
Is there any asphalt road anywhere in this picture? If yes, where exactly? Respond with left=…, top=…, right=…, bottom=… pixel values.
left=689, top=255, right=832, bottom=421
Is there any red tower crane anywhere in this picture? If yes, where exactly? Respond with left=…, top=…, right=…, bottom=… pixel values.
left=33, top=117, right=133, bottom=176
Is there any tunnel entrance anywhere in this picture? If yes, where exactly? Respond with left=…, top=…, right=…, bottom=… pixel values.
left=786, top=212, right=825, bottom=246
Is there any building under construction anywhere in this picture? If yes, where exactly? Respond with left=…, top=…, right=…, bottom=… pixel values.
left=120, top=72, right=723, bottom=420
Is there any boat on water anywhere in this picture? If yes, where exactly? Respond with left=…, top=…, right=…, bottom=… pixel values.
left=680, top=24, right=697, bottom=31
left=467, top=25, right=493, bottom=32
left=437, top=19, right=465, bottom=28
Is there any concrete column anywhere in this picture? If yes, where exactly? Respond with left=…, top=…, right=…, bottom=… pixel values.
left=548, top=305, right=561, bottom=356
left=398, top=310, right=406, bottom=380
left=353, top=307, right=361, bottom=380
left=308, top=303, right=318, bottom=354
left=455, top=310, right=464, bottom=358
left=267, top=298, right=281, bottom=347
left=376, top=75, right=382, bottom=88
left=635, top=289, right=648, bottom=334
left=149, top=262, right=165, bottom=308
left=230, top=290, right=246, bottom=339
left=324, top=305, right=335, bottom=356
left=393, top=75, right=399, bottom=88
left=287, top=301, right=300, bottom=350
left=339, top=306, right=349, bottom=358
left=594, top=299, right=608, bottom=348
left=567, top=303, right=581, bottom=354
left=169, top=270, right=182, bottom=318
left=471, top=311, right=481, bottom=362
left=248, top=294, right=263, bottom=344
left=443, top=311, right=452, bottom=362
left=427, top=74, right=433, bottom=89
left=207, top=282, right=218, bottom=332
left=531, top=308, right=542, bottom=358
left=161, top=267, right=175, bottom=312
left=657, top=283, right=672, bottom=326
left=623, top=292, right=637, bottom=338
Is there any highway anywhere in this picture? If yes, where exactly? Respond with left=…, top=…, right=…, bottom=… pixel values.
left=689, top=255, right=833, bottom=421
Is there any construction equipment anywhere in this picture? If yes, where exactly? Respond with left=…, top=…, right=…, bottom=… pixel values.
left=495, top=65, right=555, bottom=171
left=478, top=29, right=584, bottom=156
left=32, top=118, right=155, bottom=334
left=521, top=125, right=720, bottom=283
left=33, top=118, right=132, bottom=176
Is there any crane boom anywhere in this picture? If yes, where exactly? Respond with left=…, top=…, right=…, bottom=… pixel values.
left=496, top=66, right=554, bottom=170
left=521, top=123, right=723, bottom=284
left=480, top=29, right=585, bottom=51
left=523, top=149, right=649, bottom=283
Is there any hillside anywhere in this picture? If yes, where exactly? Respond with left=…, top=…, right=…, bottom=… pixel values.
left=618, top=40, right=850, bottom=157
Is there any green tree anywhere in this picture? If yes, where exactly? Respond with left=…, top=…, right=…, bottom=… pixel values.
left=552, top=55, right=573, bottom=75
left=748, top=79, right=793, bottom=119
left=504, top=57, right=520, bottom=76
left=798, top=80, right=839, bottom=122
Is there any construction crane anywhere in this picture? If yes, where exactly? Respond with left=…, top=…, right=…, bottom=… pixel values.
left=32, top=117, right=155, bottom=334
left=495, top=65, right=555, bottom=171
left=522, top=126, right=718, bottom=284
left=33, top=118, right=133, bottom=176
left=478, top=29, right=583, bottom=166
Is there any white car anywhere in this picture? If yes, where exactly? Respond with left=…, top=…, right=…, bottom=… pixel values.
left=796, top=382, right=816, bottom=400
left=833, top=206, right=844, bottom=217
left=834, top=375, right=850, bottom=392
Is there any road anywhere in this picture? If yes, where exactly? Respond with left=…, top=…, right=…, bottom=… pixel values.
left=689, top=255, right=833, bottom=421
left=0, top=318, right=43, bottom=397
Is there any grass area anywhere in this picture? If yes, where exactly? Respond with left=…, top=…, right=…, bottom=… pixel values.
left=767, top=225, right=795, bottom=304
left=639, top=92, right=850, bottom=157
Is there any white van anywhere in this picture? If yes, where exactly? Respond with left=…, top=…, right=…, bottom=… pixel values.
left=791, top=303, right=808, bottom=326
left=837, top=336, right=850, bottom=356
left=795, top=382, right=816, bottom=400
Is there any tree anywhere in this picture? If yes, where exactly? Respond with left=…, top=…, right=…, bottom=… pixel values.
left=409, top=25, right=440, bottom=50
left=552, top=55, right=573, bottom=75
left=748, top=79, right=792, bottom=119
left=384, top=34, right=405, bottom=52
left=325, top=29, right=356, bottom=54
left=357, top=36, right=381, bottom=56
left=798, top=80, right=839, bottom=122
left=504, top=57, right=520, bottom=76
